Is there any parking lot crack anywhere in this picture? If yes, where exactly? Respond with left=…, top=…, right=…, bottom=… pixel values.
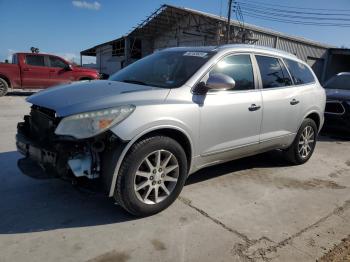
left=178, top=196, right=253, bottom=244
left=247, top=199, right=350, bottom=259
left=180, top=197, right=350, bottom=261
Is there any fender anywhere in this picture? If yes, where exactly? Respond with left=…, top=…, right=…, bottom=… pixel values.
left=108, top=125, right=194, bottom=197
left=300, top=109, right=324, bottom=133
left=0, top=74, right=13, bottom=89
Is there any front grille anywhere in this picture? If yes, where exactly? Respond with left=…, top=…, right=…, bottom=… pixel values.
left=325, top=101, right=345, bottom=115
left=26, top=106, right=59, bottom=143
left=32, top=105, right=56, bottom=118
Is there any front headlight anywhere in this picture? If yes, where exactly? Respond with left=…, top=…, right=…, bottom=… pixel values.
left=55, top=105, right=135, bottom=139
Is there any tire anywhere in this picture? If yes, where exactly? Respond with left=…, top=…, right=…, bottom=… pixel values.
left=0, top=78, right=8, bottom=97
left=284, top=118, right=318, bottom=165
left=115, top=136, right=188, bottom=216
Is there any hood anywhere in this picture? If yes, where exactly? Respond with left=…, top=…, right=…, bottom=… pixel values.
left=27, top=80, right=170, bottom=117
left=325, top=88, right=350, bottom=101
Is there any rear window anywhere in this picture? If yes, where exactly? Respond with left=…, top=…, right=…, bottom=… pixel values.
left=26, top=55, right=45, bottom=67
left=283, top=59, right=315, bottom=85
left=256, top=55, right=292, bottom=89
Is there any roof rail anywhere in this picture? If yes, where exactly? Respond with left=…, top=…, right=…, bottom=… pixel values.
left=217, top=44, right=298, bottom=58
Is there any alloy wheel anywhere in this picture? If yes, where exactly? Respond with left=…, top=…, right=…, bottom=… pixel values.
left=298, top=125, right=315, bottom=159
left=134, top=150, right=179, bottom=205
left=0, top=81, right=6, bottom=95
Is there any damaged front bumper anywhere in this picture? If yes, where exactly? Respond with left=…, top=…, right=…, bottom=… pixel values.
left=16, top=105, right=122, bottom=183
left=16, top=132, right=58, bottom=179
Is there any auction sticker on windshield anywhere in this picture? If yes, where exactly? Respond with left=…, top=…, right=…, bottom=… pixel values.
left=183, top=52, right=208, bottom=57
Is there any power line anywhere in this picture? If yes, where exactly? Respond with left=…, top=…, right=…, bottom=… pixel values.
left=238, top=0, right=350, bottom=12
left=241, top=11, right=350, bottom=27
left=239, top=6, right=350, bottom=22
left=238, top=2, right=350, bottom=17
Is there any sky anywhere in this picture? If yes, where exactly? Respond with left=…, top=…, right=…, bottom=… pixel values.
left=0, top=0, right=349, bottom=64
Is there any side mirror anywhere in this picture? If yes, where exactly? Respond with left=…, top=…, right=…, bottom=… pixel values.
left=193, top=73, right=236, bottom=95
left=65, top=64, right=73, bottom=71
left=206, top=73, right=235, bottom=90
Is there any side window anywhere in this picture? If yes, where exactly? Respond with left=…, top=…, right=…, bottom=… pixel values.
left=12, top=54, right=18, bottom=64
left=49, top=56, right=67, bottom=68
left=255, top=55, right=292, bottom=89
left=209, top=54, right=255, bottom=90
left=283, top=58, right=315, bottom=85
left=25, top=55, right=45, bottom=67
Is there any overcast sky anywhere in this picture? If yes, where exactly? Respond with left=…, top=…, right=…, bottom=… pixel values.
left=0, top=0, right=349, bottom=64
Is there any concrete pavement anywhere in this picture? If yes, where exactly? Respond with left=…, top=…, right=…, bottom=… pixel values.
left=1, top=94, right=350, bottom=261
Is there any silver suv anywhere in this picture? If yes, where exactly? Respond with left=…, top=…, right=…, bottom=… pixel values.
left=16, top=45, right=326, bottom=216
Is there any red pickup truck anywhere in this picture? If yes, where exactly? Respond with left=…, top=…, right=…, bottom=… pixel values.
left=0, top=52, right=100, bottom=96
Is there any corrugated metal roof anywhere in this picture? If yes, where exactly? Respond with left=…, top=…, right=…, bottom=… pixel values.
left=81, top=4, right=334, bottom=55
left=164, top=5, right=333, bottom=49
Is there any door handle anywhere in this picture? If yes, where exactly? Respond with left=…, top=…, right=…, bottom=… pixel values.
left=290, top=99, right=300, bottom=105
left=248, top=104, right=261, bottom=111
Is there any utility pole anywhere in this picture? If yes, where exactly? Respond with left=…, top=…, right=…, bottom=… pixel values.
left=226, top=0, right=233, bottom=44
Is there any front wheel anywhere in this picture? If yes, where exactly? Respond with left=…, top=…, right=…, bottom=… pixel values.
left=0, top=78, right=8, bottom=97
left=284, top=118, right=318, bottom=165
left=115, top=136, right=188, bottom=216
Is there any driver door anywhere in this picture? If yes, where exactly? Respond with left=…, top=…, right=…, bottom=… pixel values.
left=198, top=53, right=263, bottom=165
left=48, top=55, right=74, bottom=87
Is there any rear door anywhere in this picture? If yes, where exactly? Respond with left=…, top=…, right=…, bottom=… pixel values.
left=48, top=56, right=73, bottom=86
left=21, top=55, right=51, bottom=88
left=254, top=54, right=300, bottom=149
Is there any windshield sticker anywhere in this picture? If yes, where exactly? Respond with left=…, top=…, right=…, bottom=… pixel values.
left=183, top=52, right=208, bottom=58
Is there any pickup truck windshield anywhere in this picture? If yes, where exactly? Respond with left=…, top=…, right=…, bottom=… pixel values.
left=109, top=50, right=215, bottom=88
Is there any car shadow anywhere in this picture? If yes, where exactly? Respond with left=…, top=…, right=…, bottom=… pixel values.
left=186, top=150, right=290, bottom=186
left=319, top=129, right=350, bottom=142
left=0, top=151, right=136, bottom=234
left=7, top=91, right=36, bottom=97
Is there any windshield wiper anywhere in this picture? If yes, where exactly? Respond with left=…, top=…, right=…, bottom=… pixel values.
left=121, top=79, right=148, bottom=86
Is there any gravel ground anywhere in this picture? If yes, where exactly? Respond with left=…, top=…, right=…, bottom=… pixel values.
left=1, top=93, right=350, bottom=262
left=319, top=235, right=350, bottom=262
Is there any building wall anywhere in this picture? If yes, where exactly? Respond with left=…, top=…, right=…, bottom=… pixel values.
left=151, top=24, right=328, bottom=80
left=96, top=45, right=124, bottom=75
left=94, top=13, right=330, bottom=80
left=325, top=54, right=350, bottom=81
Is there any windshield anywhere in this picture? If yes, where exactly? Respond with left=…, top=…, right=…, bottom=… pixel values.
left=109, top=50, right=215, bottom=88
left=324, top=74, right=350, bottom=90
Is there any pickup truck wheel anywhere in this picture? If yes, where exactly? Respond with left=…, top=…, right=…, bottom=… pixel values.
left=115, top=136, right=187, bottom=217
left=0, top=78, right=8, bottom=97
left=284, top=118, right=317, bottom=165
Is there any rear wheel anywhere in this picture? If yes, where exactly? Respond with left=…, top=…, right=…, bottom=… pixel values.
left=115, top=136, right=187, bottom=216
left=0, top=78, right=8, bottom=97
left=284, top=118, right=317, bottom=164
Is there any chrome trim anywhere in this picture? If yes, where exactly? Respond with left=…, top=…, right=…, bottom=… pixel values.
left=325, top=100, right=345, bottom=115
